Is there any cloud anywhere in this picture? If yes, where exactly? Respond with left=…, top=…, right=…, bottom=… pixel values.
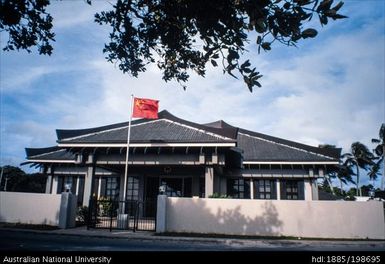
left=46, top=1, right=112, bottom=29
left=0, top=1, right=384, bottom=188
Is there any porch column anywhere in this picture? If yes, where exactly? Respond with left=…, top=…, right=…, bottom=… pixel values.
left=304, top=178, right=312, bottom=201
left=250, top=178, right=254, bottom=199
left=75, top=176, right=80, bottom=196
left=45, top=175, right=52, bottom=194
left=205, top=166, right=214, bottom=198
left=51, top=175, right=59, bottom=195
left=43, top=165, right=51, bottom=194
left=311, top=179, right=319, bottom=200
left=276, top=179, right=281, bottom=200
left=83, top=154, right=95, bottom=206
left=97, top=176, right=102, bottom=198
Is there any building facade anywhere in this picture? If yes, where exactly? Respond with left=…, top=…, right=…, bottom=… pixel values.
left=23, top=110, right=341, bottom=206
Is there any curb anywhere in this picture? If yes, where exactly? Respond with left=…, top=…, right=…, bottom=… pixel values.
left=1, top=227, right=384, bottom=247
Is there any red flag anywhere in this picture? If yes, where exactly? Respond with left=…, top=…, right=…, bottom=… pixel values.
left=132, top=97, right=159, bottom=119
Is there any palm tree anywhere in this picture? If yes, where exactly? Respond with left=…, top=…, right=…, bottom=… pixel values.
left=327, top=161, right=356, bottom=196
left=324, top=172, right=336, bottom=195
left=342, top=142, right=375, bottom=196
left=336, top=160, right=356, bottom=192
left=371, top=123, right=385, bottom=190
left=320, top=144, right=340, bottom=195
left=367, top=161, right=381, bottom=186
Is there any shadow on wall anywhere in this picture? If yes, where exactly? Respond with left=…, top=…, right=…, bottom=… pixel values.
left=168, top=198, right=283, bottom=236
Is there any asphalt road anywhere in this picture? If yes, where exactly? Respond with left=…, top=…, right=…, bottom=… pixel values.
left=0, top=230, right=226, bottom=251
left=0, top=229, right=384, bottom=252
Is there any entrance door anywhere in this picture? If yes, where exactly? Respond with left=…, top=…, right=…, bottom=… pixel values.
left=144, top=177, right=159, bottom=217
left=145, top=177, right=159, bottom=200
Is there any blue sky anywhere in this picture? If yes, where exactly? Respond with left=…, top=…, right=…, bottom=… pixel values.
left=1, top=0, right=384, bottom=189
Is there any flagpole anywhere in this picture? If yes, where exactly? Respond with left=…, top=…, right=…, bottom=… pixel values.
left=122, top=94, right=134, bottom=213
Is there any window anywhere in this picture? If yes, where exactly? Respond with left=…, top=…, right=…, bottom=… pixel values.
left=280, top=180, right=304, bottom=200
left=96, top=177, right=120, bottom=200
left=254, top=179, right=276, bottom=199
left=57, top=176, right=77, bottom=194
left=106, top=177, right=119, bottom=200
left=227, top=178, right=250, bottom=199
left=126, top=176, right=139, bottom=201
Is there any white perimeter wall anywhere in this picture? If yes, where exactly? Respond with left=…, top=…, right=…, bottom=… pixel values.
left=165, top=197, right=385, bottom=239
left=0, top=192, right=61, bottom=226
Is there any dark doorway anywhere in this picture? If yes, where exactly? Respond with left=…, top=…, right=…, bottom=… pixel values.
left=145, top=177, right=159, bottom=200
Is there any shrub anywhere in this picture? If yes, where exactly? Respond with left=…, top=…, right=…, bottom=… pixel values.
left=76, top=206, right=89, bottom=226
left=98, top=196, right=113, bottom=216
left=208, top=192, right=231, bottom=198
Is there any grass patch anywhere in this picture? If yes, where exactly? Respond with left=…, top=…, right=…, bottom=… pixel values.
left=0, top=222, right=59, bottom=230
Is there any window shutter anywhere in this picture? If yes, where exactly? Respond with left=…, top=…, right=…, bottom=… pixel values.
left=280, top=180, right=287, bottom=200
left=298, top=180, right=305, bottom=200
left=271, top=179, right=277, bottom=200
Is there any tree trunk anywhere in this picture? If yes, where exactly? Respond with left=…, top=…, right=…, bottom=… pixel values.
left=356, top=167, right=361, bottom=196
left=326, top=175, right=335, bottom=195
left=381, top=142, right=385, bottom=191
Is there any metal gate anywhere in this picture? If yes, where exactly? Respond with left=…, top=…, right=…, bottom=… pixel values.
left=87, top=199, right=156, bottom=232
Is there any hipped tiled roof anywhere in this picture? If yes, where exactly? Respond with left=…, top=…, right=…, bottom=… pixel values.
left=25, top=146, right=75, bottom=161
left=25, top=110, right=341, bottom=163
left=57, top=110, right=237, bottom=144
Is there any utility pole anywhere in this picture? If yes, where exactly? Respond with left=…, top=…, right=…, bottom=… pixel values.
left=0, top=167, right=3, bottom=191
left=4, top=177, right=8, bottom=191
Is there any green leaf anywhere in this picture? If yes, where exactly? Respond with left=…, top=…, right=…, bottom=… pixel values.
left=301, top=28, right=318, bottom=38
left=317, top=0, right=333, bottom=12
left=211, top=59, right=218, bottom=67
left=332, top=1, right=344, bottom=11
left=254, top=80, right=262, bottom=88
left=255, top=18, right=266, bottom=33
left=325, top=9, right=337, bottom=17
left=241, top=60, right=251, bottom=68
left=331, top=14, right=348, bottom=20
left=319, top=14, right=328, bottom=25
left=261, top=42, right=271, bottom=50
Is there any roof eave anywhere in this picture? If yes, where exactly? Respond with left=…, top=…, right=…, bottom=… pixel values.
left=243, top=161, right=339, bottom=165
left=57, top=142, right=237, bottom=148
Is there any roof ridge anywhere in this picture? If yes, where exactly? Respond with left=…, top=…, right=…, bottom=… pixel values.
left=162, top=119, right=235, bottom=141
left=59, top=118, right=236, bottom=143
